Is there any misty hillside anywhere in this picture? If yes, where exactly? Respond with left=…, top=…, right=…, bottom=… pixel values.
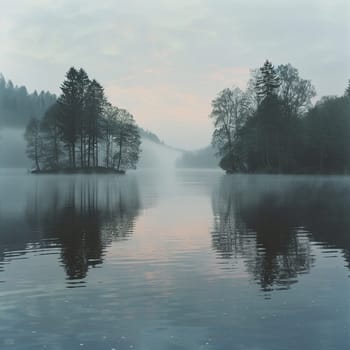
left=0, top=75, right=183, bottom=169
left=0, top=73, right=211, bottom=170
left=0, top=74, right=166, bottom=144
left=176, top=145, right=218, bottom=168
left=0, top=128, right=29, bottom=168
left=0, top=74, right=56, bottom=128
left=0, top=127, right=180, bottom=169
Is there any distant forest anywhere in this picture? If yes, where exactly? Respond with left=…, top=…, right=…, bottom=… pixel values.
left=0, top=73, right=162, bottom=145
left=0, top=74, right=56, bottom=127
left=210, top=61, right=350, bottom=174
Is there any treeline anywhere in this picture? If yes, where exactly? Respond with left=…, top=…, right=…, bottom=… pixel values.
left=138, top=128, right=163, bottom=144
left=0, top=74, right=56, bottom=127
left=25, top=67, right=141, bottom=172
left=210, top=61, right=350, bottom=174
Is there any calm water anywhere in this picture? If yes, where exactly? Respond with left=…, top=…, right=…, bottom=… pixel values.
left=0, top=169, right=350, bottom=350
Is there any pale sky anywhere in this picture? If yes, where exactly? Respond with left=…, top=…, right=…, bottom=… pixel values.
left=1, top=0, right=349, bottom=149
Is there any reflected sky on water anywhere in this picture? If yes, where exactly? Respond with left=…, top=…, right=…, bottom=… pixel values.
left=0, top=169, right=349, bottom=349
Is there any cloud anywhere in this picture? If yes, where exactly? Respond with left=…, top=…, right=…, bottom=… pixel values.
left=1, top=0, right=349, bottom=148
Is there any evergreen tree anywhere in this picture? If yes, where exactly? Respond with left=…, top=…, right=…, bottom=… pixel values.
left=255, top=60, right=280, bottom=101
left=84, top=79, right=105, bottom=167
left=303, top=96, right=350, bottom=173
left=77, top=68, right=90, bottom=168
left=57, top=67, right=81, bottom=168
left=345, top=80, right=350, bottom=97
left=0, top=74, right=56, bottom=127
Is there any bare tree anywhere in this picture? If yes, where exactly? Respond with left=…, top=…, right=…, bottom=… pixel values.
left=24, top=117, right=43, bottom=171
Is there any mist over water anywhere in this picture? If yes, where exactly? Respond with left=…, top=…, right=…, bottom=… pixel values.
left=0, top=169, right=350, bottom=349
left=137, top=138, right=180, bottom=170
left=0, top=127, right=181, bottom=170
left=1, top=0, right=348, bottom=348
left=0, top=128, right=29, bottom=168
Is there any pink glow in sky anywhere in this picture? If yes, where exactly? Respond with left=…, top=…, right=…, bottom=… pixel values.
left=1, top=0, right=349, bottom=149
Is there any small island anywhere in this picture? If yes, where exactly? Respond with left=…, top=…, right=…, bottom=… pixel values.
left=30, top=167, right=125, bottom=175
left=25, top=67, right=141, bottom=174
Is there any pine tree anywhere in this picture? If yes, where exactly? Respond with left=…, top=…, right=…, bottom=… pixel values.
left=85, top=79, right=105, bottom=167
left=57, top=67, right=82, bottom=168
left=77, top=68, right=90, bottom=168
left=345, top=79, right=350, bottom=97
left=255, top=60, right=280, bottom=101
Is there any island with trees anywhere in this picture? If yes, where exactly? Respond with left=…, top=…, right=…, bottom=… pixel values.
left=24, top=67, right=141, bottom=174
left=210, top=60, right=350, bottom=174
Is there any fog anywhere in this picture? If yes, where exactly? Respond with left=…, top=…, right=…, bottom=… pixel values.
left=0, top=128, right=181, bottom=170
left=137, top=138, right=181, bottom=170
left=0, top=128, right=29, bottom=168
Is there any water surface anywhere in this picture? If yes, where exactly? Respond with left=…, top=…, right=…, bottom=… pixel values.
left=0, top=169, right=349, bottom=349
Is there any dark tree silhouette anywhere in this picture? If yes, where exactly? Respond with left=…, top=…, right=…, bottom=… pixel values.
left=24, top=117, right=43, bottom=171
left=345, top=79, right=350, bottom=97
left=210, top=61, right=349, bottom=174
left=24, top=67, right=141, bottom=173
left=57, top=67, right=83, bottom=168
left=211, top=175, right=350, bottom=292
left=255, top=60, right=280, bottom=101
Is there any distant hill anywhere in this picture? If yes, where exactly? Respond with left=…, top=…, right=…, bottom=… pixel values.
left=176, top=145, right=218, bottom=168
left=0, top=74, right=57, bottom=128
left=0, top=75, right=167, bottom=143
left=138, top=128, right=163, bottom=144
left=0, top=75, right=184, bottom=169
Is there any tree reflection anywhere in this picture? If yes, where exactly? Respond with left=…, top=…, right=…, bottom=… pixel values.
left=23, top=176, right=141, bottom=281
left=212, top=175, right=350, bottom=291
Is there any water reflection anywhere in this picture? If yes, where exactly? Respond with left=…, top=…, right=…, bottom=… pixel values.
left=0, top=175, right=141, bottom=283
left=212, top=175, right=350, bottom=291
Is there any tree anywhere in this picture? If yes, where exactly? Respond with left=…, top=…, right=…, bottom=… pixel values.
left=276, top=64, right=316, bottom=118
left=24, top=67, right=142, bottom=173
left=211, top=61, right=318, bottom=173
left=40, top=103, right=63, bottom=169
left=251, top=61, right=285, bottom=171
left=113, top=109, right=141, bottom=171
left=57, top=67, right=81, bottom=168
left=303, top=96, right=350, bottom=173
left=210, top=87, right=249, bottom=171
left=24, top=118, right=43, bottom=171
left=0, top=74, right=56, bottom=128
left=84, top=79, right=105, bottom=167
left=255, top=60, right=280, bottom=101
left=101, top=103, right=119, bottom=168
left=345, top=80, right=350, bottom=97
left=76, top=68, right=90, bottom=168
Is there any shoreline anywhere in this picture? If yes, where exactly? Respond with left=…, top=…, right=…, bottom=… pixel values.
left=30, top=167, right=126, bottom=175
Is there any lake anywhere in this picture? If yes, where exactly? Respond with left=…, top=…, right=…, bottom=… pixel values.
left=0, top=169, right=349, bottom=350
